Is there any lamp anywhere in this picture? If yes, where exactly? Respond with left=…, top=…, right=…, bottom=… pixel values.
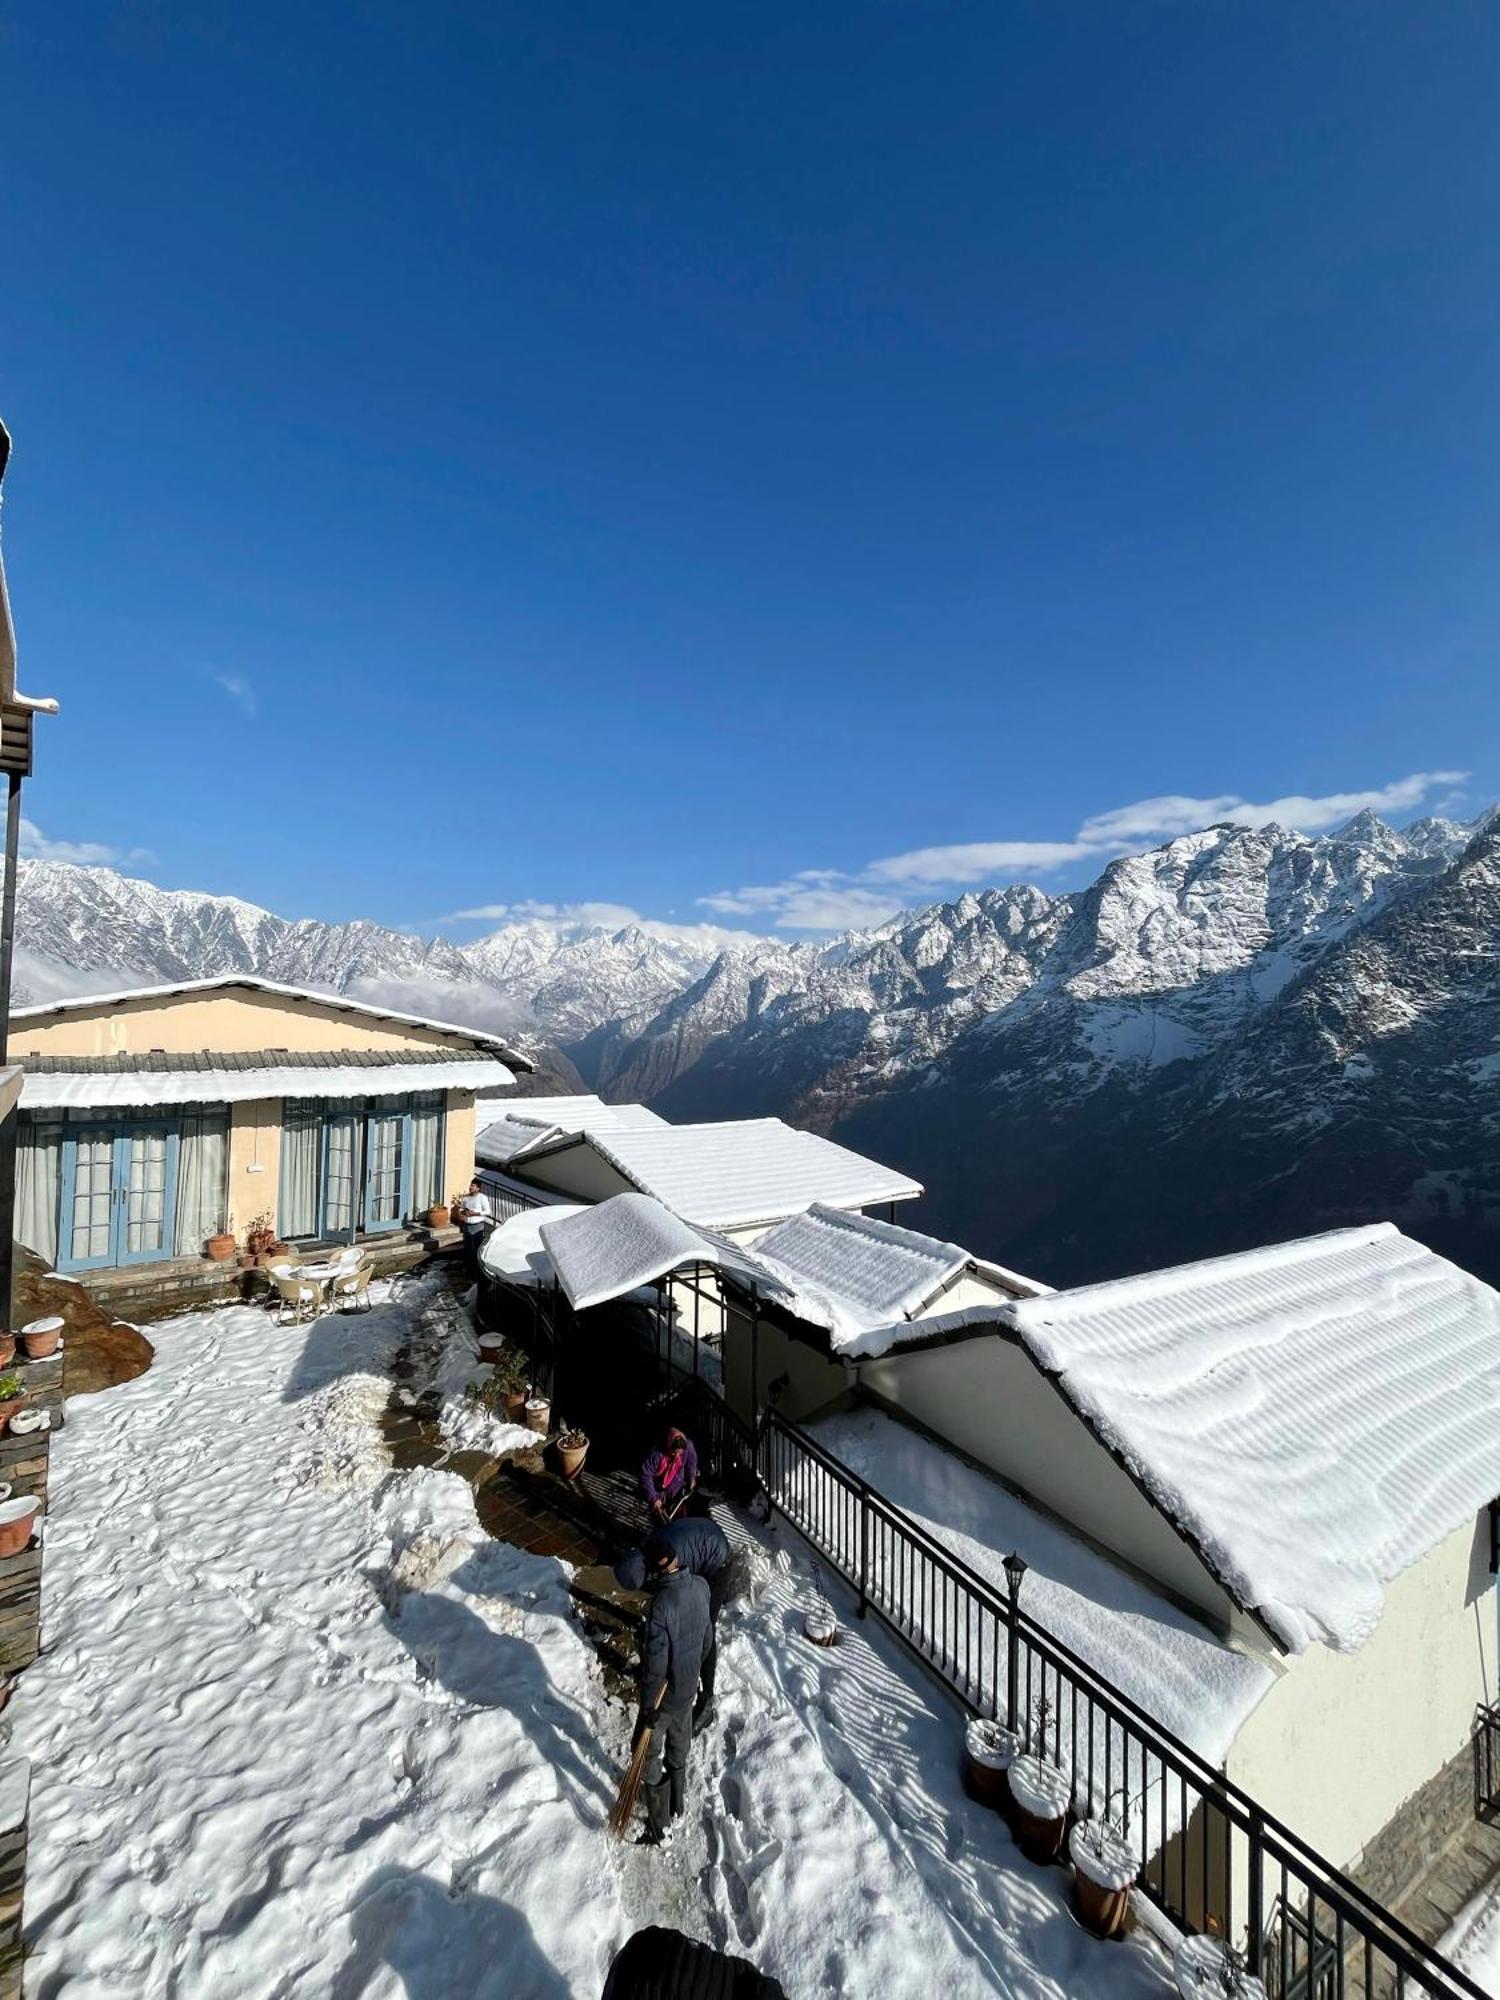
left=1003, top=1551, right=1028, bottom=1600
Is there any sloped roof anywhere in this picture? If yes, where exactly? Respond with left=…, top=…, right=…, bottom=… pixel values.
left=749, top=1204, right=969, bottom=1342
left=475, top=1095, right=664, bottom=1167
left=12, top=974, right=529, bottom=1063
left=520, top=1119, right=922, bottom=1231
left=539, top=1193, right=763, bottom=1312
left=1002, top=1223, right=1500, bottom=1656
left=21, top=1055, right=515, bottom=1112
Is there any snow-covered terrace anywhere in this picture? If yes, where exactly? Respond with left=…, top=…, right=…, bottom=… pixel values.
left=19, top=1282, right=1182, bottom=1995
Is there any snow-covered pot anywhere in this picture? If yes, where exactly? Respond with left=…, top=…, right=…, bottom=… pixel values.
left=962, top=1717, right=1021, bottom=1808
left=524, top=1396, right=551, bottom=1435
left=0, top=1497, right=40, bottom=1559
left=1007, top=1753, right=1072, bottom=1862
left=1069, top=1820, right=1138, bottom=1938
left=804, top=1605, right=839, bottom=1647
left=1173, top=1936, right=1266, bottom=2000
left=20, top=1316, right=64, bottom=1360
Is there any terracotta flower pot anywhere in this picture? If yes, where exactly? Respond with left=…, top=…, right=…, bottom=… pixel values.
left=20, top=1317, right=63, bottom=1360
left=256, top=1245, right=292, bottom=1268
left=426, top=1205, right=450, bottom=1230
left=962, top=1717, right=1021, bottom=1810
left=556, top=1435, right=589, bottom=1479
left=502, top=1389, right=528, bottom=1422
left=206, top=1232, right=237, bottom=1262
left=0, top=1396, right=25, bottom=1435
left=0, top=1498, right=40, bottom=1559
left=449, top=1203, right=464, bottom=1227
left=523, top=1397, right=551, bottom=1435
left=1069, top=1821, right=1138, bottom=1938
left=1007, top=1754, right=1071, bottom=1862
left=0, top=1334, right=14, bottom=1370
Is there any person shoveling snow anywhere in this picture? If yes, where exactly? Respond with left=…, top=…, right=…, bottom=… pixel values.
left=614, top=1516, right=730, bottom=1735
left=629, top=1539, right=712, bottom=1847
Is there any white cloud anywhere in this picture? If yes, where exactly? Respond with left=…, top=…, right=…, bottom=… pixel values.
left=215, top=673, right=257, bottom=716
left=19, top=819, right=155, bottom=868
left=696, top=769, right=1472, bottom=932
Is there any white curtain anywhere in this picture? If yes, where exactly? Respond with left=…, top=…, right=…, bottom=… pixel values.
left=408, top=1098, right=442, bottom=1215
left=16, top=1118, right=61, bottom=1268
left=173, top=1110, right=230, bottom=1256
left=280, top=1105, right=323, bottom=1239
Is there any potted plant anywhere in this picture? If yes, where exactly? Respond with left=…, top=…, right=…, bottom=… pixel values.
left=245, top=1211, right=276, bottom=1256
left=1069, top=1790, right=1139, bottom=1938
left=448, top=1191, right=467, bottom=1227
left=20, top=1316, right=63, bottom=1361
left=0, top=1330, right=14, bottom=1370
left=0, top=1377, right=26, bottom=1435
left=1007, top=1698, right=1072, bottom=1862
left=556, top=1427, right=590, bottom=1479
left=426, top=1202, right=451, bottom=1230
left=1173, top=1935, right=1266, bottom=2000
left=961, top=1715, right=1022, bottom=1809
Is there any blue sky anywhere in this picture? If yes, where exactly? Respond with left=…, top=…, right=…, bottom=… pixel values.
left=1, top=2, right=1496, bottom=941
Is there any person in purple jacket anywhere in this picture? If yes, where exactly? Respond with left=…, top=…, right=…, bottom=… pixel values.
left=641, top=1421, right=698, bottom=1524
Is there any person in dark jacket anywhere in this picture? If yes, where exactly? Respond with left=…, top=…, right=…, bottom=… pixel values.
left=635, top=1542, right=711, bottom=1845
left=615, top=1516, right=729, bottom=1732
left=641, top=1422, right=698, bottom=1523
left=601, top=1925, right=788, bottom=1998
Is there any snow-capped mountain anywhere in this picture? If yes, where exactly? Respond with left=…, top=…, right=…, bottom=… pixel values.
left=15, top=808, right=1500, bottom=1285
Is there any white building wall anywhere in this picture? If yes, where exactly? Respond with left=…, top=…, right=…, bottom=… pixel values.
left=1227, top=1515, right=1497, bottom=1872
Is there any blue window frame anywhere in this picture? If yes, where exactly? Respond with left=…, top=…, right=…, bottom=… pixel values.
left=279, top=1094, right=441, bottom=1243
left=57, top=1120, right=181, bottom=1273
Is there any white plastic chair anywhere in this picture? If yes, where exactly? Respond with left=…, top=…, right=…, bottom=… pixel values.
left=329, top=1258, right=374, bottom=1313
left=270, top=1265, right=320, bottom=1324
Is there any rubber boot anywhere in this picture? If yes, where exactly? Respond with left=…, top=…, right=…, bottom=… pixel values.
left=668, top=1767, right=686, bottom=1821
left=641, top=1779, right=672, bottom=1845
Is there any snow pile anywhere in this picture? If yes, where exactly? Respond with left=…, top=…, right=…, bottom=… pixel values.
left=290, top=1369, right=394, bottom=1490
left=811, top=1407, right=1272, bottom=1766
left=1004, top=1223, right=1500, bottom=1653
left=436, top=1393, right=539, bottom=1461
left=1445, top=1885, right=1500, bottom=1995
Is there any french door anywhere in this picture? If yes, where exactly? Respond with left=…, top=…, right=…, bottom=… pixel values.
left=59, top=1122, right=179, bottom=1271
left=362, top=1107, right=407, bottom=1233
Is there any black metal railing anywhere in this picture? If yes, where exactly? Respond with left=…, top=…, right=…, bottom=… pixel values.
left=753, top=1404, right=1484, bottom=2000
left=475, top=1170, right=547, bottom=1225
left=1473, top=1704, right=1500, bottom=1820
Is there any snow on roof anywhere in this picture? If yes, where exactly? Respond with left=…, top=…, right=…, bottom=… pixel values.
left=812, top=1406, right=1273, bottom=1776
left=479, top=1203, right=589, bottom=1287
left=475, top=1095, right=664, bottom=1167
left=523, top=1119, right=922, bottom=1232
left=748, top=1204, right=970, bottom=1342
left=20, top=1057, right=515, bottom=1112
left=1002, top=1222, right=1500, bottom=1655
left=539, top=1193, right=764, bottom=1312
left=12, top=974, right=529, bottom=1063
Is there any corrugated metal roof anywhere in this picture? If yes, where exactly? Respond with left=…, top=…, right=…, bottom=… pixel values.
left=21, top=1047, right=508, bottom=1075
left=1002, top=1223, right=1500, bottom=1656
left=20, top=1058, right=516, bottom=1111
left=474, top=1096, right=665, bottom=1168
left=749, top=1204, right=969, bottom=1338
left=523, top=1118, right=922, bottom=1231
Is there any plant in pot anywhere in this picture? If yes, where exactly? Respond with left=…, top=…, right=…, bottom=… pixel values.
left=426, top=1201, right=451, bottom=1230
left=1006, top=1697, right=1073, bottom=1862
left=449, top=1191, right=467, bottom=1227
left=0, top=1330, right=14, bottom=1370
left=555, top=1427, right=589, bottom=1479
left=0, top=1377, right=26, bottom=1436
left=1068, top=1788, right=1139, bottom=1939
left=244, top=1211, right=276, bottom=1257
left=523, top=1393, right=551, bottom=1436
left=1173, top=1934, right=1265, bottom=2000
left=961, top=1714, right=1022, bottom=1809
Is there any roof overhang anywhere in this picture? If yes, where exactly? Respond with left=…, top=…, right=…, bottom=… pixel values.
left=20, top=1057, right=516, bottom=1112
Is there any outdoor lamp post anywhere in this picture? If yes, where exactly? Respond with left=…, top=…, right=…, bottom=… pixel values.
left=1003, top=1550, right=1028, bottom=1730
left=0, top=419, right=61, bottom=1329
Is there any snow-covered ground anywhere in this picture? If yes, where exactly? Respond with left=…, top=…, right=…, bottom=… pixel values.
left=1444, top=1884, right=1500, bottom=1995
left=19, top=1280, right=1182, bottom=1996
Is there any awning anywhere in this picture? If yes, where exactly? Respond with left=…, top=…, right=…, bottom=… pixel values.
left=539, top=1193, right=771, bottom=1312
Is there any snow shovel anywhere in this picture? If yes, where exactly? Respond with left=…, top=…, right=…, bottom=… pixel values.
left=609, top=1687, right=665, bottom=1839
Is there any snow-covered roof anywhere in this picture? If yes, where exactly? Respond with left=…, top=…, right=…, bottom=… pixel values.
left=539, top=1193, right=763, bottom=1312
left=20, top=1057, right=515, bottom=1111
left=11, top=974, right=529, bottom=1063
left=749, top=1204, right=968, bottom=1339
left=480, top=1203, right=589, bottom=1287
left=1002, top=1222, right=1500, bottom=1656
left=520, top=1119, right=922, bottom=1232
left=475, top=1094, right=664, bottom=1168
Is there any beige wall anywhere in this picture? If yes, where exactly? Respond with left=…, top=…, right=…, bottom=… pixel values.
left=722, top=1299, right=852, bottom=1427
left=1228, top=1516, right=1497, bottom=1873
left=858, top=1333, right=1242, bottom=1631
left=12, top=987, right=488, bottom=1059
left=226, top=1098, right=282, bottom=1240
left=444, top=1093, right=478, bottom=1205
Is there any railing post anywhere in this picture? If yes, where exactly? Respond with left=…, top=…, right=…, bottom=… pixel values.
left=858, top=1483, right=870, bottom=1618
left=1246, top=1807, right=1264, bottom=1975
